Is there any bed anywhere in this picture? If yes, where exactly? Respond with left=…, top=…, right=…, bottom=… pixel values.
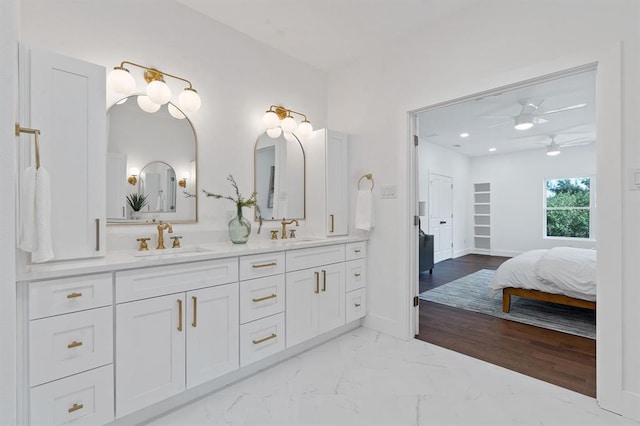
left=488, top=247, right=597, bottom=313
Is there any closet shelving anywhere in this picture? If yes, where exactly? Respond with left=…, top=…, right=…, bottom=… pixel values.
left=473, top=182, right=491, bottom=253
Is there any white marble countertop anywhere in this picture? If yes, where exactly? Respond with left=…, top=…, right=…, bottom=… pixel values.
left=17, top=235, right=367, bottom=282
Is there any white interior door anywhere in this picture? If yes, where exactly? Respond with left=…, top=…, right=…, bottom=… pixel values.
left=429, top=173, right=453, bottom=264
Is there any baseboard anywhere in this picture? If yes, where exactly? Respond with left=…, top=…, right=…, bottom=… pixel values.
left=362, top=313, right=406, bottom=340
left=454, top=248, right=471, bottom=258
left=490, top=249, right=521, bottom=258
left=621, top=390, right=640, bottom=422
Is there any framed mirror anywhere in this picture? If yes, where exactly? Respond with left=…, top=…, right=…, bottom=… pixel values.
left=254, top=132, right=305, bottom=221
left=106, top=95, right=197, bottom=224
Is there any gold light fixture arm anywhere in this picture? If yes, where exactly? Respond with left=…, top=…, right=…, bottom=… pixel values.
left=268, top=105, right=309, bottom=122
left=118, top=61, right=195, bottom=90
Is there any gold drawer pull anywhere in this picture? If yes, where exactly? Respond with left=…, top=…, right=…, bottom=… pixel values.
left=314, top=272, right=320, bottom=294
left=66, top=292, right=82, bottom=299
left=252, top=262, right=277, bottom=269
left=252, top=333, right=277, bottom=345
left=354, top=273, right=361, bottom=277
left=354, top=249, right=361, bottom=253
left=330, top=214, right=335, bottom=233
left=322, top=270, right=327, bottom=292
left=68, top=403, right=84, bottom=413
left=355, top=303, right=361, bottom=307
left=192, top=296, right=198, bottom=328
left=177, top=299, right=183, bottom=332
left=67, top=341, right=83, bottom=349
left=252, top=294, right=277, bottom=303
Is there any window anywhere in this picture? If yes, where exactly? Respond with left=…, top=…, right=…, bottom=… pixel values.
left=544, top=177, right=594, bottom=239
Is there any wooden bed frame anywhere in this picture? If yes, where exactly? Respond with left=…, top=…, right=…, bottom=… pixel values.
left=502, top=287, right=596, bottom=313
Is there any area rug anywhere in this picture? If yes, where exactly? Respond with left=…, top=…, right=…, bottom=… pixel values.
left=418, top=269, right=595, bottom=339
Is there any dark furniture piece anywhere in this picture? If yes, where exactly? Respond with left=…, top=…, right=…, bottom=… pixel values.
left=419, top=231, right=434, bottom=274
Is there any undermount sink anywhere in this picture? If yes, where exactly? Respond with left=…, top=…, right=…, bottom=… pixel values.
left=134, top=246, right=212, bottom=258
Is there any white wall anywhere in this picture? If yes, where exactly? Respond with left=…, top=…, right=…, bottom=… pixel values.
left=0, top=0, right=18, bottom=423
left=19, top=0, right=328, bottom=249
left=471, top=145, right=597, bottom=256
left=419, top=141, right=470, bottom=258
left=327, top=0, right=639, bottom=419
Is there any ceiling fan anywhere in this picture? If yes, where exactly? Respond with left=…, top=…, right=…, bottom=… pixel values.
left=535, top=134, right=595, bottom=156
left=482, top=98, right=587, bottom=130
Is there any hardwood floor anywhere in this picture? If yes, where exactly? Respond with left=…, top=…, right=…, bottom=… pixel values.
left=416, top=254, right=596, bottom=398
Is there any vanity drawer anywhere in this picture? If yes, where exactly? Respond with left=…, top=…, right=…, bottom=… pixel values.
left=29, top=273, right=112, bottom=320
left=240, top=313, right=285, bottom=367
left=29, top=306, right=113, bottom=387
left=346, top=288, right=366, bottom=323
left=240, top=275, right=285, bottom=324
left=286, top=244, right=345, bottom=272
left=116, top=258, right=238, bottom=303
left=345, top=242, right=366, bottom=261
left=239, top=252, right=285, bottom=281
left=345, top=259, right=366, bottom=292
left=30, top=364, right=114, bottom=426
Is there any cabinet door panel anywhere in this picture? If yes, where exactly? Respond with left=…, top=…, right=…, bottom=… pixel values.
left=318, top=263, right=346, bottom=334
left=186, top=283, right=239, bottom=388
left=26, top=48, right=106, bottom=260
left=286, top=269, right=319, bottom=347
left=116, top=294, right=185, bottom=417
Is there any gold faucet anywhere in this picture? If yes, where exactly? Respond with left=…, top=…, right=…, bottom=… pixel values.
left=156, top=221, right=173, bottom=249
left=280, top=218, right=299, bottom=239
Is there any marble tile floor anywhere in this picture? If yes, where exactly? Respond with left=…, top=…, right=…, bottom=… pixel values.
left=148, top=327, right=637, bottom=426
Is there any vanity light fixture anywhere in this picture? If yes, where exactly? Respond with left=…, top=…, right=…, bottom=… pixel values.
left=107, top=61, right=202, bottom=113
left=262, top=105, right=313, bottom=138
left=128, top=167, right=140, bottom=185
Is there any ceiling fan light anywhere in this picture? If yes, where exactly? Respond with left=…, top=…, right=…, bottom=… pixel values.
left=546, top=143, right=561, bottom=156
left=514, top=114, right=534, bottom=130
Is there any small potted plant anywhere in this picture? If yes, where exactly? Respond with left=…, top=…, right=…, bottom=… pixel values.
left=202, top=175, right=262, bottom=244
left=126, top=193, right=148, bottom=219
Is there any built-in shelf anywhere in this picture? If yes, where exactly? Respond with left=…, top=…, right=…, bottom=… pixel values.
left=473, top=183, right=491, bottom=253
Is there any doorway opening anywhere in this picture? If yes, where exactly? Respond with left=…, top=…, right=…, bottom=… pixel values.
left=411, top=65, right=597, bottom=396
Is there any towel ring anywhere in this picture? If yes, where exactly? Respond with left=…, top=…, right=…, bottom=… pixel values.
left=358, top=173, right=374, bottom=191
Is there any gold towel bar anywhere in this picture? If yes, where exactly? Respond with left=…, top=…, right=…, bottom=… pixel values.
left=15, top=123, right=42, bottom=169
left=357, top=173, right=374, bottom=191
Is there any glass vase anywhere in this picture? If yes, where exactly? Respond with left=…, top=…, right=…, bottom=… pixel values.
left=228, top=204, right=251, bottom=244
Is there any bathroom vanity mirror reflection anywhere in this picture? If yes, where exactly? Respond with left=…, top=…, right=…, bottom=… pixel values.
left=107, top=96, right=197, bottom=223
left=254, top=131, right=305, bottom=221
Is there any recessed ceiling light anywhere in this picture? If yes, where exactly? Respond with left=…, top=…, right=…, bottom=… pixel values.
left=489, top=147, right=496, bottom=152
left=460, top=132, right=469, bottom=138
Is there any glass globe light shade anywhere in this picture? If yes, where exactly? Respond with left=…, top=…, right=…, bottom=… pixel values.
left=137, top=95, right=161, bottom=113
left=281, top=116, right=297, bottom=134
left=179, top=88, right=201, bottom=112
left=146, top=80, right=172, bottom=105
left=167, top=103, right=185, bottom=120
left=283, top=132, right=296, bottom=142
left=296, top=120, right=313, bottom=138
left=107, top=68, right=136, bottom=95
left=267, top=127, right=282, bottom=138
left=262, top=110, right=280, bottom=129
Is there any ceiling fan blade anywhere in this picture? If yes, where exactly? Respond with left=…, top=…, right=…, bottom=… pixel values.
left=532, top=117, right=548, bottom=124
left=480, top=115, right=513, bottom=119
left=487, top=120, right=512, bottom=129
left=540, top=103, right=587, bottom=115
left=560, top=137, right=595, bottom=147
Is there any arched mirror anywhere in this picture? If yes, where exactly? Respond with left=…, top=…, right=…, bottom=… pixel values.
left=254, top=132, right=305, bottom=220
left=140, top=161, right=176, bottom=213
left=106, top=95, right=197, bottom=223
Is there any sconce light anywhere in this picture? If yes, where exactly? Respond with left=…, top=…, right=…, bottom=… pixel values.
left=262, top=105, right=313, bottom=138
left=128, top=167, right=139, bottom=186
left=107, top=61, right=201, bottom=114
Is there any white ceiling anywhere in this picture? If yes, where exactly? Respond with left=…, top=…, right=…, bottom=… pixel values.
left=176, top=0, right=478, bottom=71
left=176, top=0, right=595, bottom=158
left=416, top=70, right=596, bottom=157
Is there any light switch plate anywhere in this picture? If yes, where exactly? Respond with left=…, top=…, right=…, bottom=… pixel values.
left=380, top=184, right=397, bottom=199
left=628, top=168, right=640, bottom=190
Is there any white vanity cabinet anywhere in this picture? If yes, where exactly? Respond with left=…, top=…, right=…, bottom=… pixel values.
left=21, top=47, right=106, bottom=261
left=26, top=273, right=114, bottom=425
left=114, top=259, right=239, bottom=418
left=345, top=241, right=367, bottom=322
left=305, top=129, right=349, bottom=237
left=239, top=252, right=286, bottom=367
left=285, top=245, right=346, bottom=347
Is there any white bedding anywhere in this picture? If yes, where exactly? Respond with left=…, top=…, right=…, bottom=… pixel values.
left=488, top=247, right=596, bottom=302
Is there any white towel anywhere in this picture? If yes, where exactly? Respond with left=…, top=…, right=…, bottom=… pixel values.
left=355, top=189, right=374, bottom=231
left=19, top=166, right=54, bottom=263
